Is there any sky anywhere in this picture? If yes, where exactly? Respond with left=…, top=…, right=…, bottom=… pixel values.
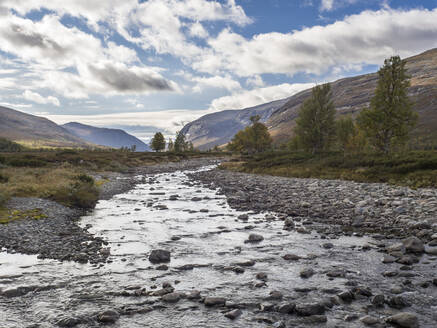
left=1, top=0, right=437, bottom=142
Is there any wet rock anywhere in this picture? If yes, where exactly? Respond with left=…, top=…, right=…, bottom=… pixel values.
left=372, top=294, right=385, bottom=307
left=326, top=269, right=346, bottom=278
left=151, top=286, right=174, bottom=296
left=224, top=309, right=242, bottom=320
left=276, top=302, right=295, bottom=314
left=360, top=315, right=380, bottom=326
left=272, top=321, right=286, bottom=328
left=186, top=290, right=201, bottom=300
left=97, top=310, right=119, bottom=323
left=204, top=297, right=226, bottom=307
left=402, top=236, right=424, bottom=254
left=162, top=292, right=183, bottom=303
left=425, top=246, right=437, bottom=255
left=295, top=302, right=325, bottom=316
left=300, top=268, right=315, bottom=278
left=386, top=312, right=419, bottom=328
left=283, top=218, right=295, bottom=230
left=322, top=242, right=334, bottom=249
left=256, top=272, right=268, bottom=281
left=245, top=233, right=264, bottom=243
left=259, top=303, right=275, bottom=312
left=149, top=249, right=171, bottom=263
left=235, top=259, right=255, bottom=267
left=238, top=214, right=249, bottom=221
left=156, top=264, right=168, bottom=270
left=267, top=290, right=283, bottom=300
left=387, top=242, right=406, bottom=254
left=305, top=315, right=327, bottom=323
left=338, top=290, right=355, bottom=303
left=55, top=316, right=81, bottom=327
left=387, top=295, right=411, bottom=309
left=282, top=253, right=301, bottom=261
left=383, top=254, right=397, bottom=263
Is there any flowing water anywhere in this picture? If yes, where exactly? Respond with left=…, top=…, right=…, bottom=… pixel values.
left=0, top=166, right=436, bottom=327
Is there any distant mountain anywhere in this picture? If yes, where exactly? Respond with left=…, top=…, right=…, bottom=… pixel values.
left=0, top=106, right=89, bottom=148
left=182, top=48, right=437, bottom=149
left=63, top=122, right=150, bottom=151
left=267, top=48, right=437, bottom=144
left=180, top=98, right=289, bottom=150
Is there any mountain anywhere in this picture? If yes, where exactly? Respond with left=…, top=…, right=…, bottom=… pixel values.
left=182, top=48, right=437, bottom=149
left=0, top=106, right=89, bottom=148
left=63, top=122, right=150, bottom=151
left=180, top=98, right=289, bottom=150
left=267, top=48, right=437, bottom=144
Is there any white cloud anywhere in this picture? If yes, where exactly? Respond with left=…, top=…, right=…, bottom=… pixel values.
left=22, top=90, right=60, bottom=106
left=192, top=75, right=241, bottom=93
left=246, top=75, right=265, bottom=88
left=194, top=8, right=437, bottom=77
left=189, top=22, right=208, bottom=38
left=321, top=0, right=334, bottom=11
left=209, top=83, right=315, bottom=110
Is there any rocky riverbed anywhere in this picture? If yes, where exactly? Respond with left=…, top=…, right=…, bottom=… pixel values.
left=0, top=163, right=436, bottom=327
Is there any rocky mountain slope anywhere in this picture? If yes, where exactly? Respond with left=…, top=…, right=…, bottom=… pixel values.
left=0, top=106, right=89, bottom=148
left=267, top=48, right=437, bottom=144
left=63, top=122, right=150, bottom=151
left=180, top=98, right=289, bottom=150
left=182, top=48, right=437, bottom=149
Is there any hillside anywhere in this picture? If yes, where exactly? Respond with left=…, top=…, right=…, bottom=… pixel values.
left=182, top=48, right=437, bottom=149
left=180, top=98, right=289, bottom=150
left=0, top=106, right=89, bottom=148
left=267, top=48, right=437, bottom=144
left=63, top=122, right=150, bottom=151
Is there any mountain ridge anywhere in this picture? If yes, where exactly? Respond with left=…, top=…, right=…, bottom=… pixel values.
left=63, top=122, right=150, bottom=151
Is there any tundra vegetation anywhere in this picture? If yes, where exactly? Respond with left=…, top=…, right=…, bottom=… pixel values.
left=224, top=56, right=437, bottom=188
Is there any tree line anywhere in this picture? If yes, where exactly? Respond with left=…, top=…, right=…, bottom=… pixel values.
left=150, top=131, right=194, bottom=152
left=228, top=55, right=418, bottom=155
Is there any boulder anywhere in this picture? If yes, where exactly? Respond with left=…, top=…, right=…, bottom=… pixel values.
left=149, top=249, right=171, bottom=263
left=402, top=236, right=424, bottom=254
left=386, top=312, right=419, bottom=328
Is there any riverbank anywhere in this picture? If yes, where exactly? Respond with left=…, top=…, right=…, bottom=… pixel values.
left=190, top=168, right=437, bottom=240
left=0, top=158, right=221, bottom=263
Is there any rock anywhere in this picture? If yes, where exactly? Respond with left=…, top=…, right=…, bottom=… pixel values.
left=186, top=290, right=201, bottom=299
left=204, top=297, right=226, bottom=307
left=97, top=310, right=119, bottom=323
left=55, top=316, right=81, bottom=327
left=338, top=290, right=355, bottom=303
left=402, top=236, right=425, bottom=254
left=387, top=242, right=406, bottom=254
left=372, top=294, right=385, bottom=307
left=238, top=214, right=249, bottom=221
left=383, top=254, right=397, bottom=263
left=282, top=253, right=301, bottom=261
left=295, top=303, right=325, bottom=316
left=224, top=309, right=242, bottom=320
left=276, top=303, right=295, bottom=314
left=322, top=242, right=334, bottom=249
left=425, top=246, right=437, bottom=255
left=246, top=233, right=264, bottom=243
left=156, top=264, right=168, bottom=270
left=235, top=259, right=255, bottom=267
left=272, top=321, right=286, bottom=328
left=268, top=290, right=283, bottom=300
left=300, top=268, right=315, bottom=278
left=161, top=292, right=182, bottom=303
left=360, top=315, right=380, bottom=326
left=191, top=197, right=202, bottom=201
left=283, top=218, right=295, bottom=230
left=386, top=312, right=419, bottom=328
left=305, top=315, right=327, bottom=323
left=387, top=295, right=411, bottom=309
left=256, top=272, right=268, bottom=281
left=149, top=249, right=171, bottom=263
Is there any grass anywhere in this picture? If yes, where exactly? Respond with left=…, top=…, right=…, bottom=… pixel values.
left=221, top=150, right=437, bottom=189
left=0, top=149, right=227, bottom=222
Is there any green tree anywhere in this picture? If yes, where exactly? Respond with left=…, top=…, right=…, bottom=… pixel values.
left=167, top=138, right=174, bottom=152
left=336, top=116, right=356, bottom=154
left=294, top=83, right=336, bottom=154
left=174, top=131, right=187, bottom=152
left=357, top=56, right=418, bottom=154
left=150, top=132, right=166, bottom=152
left=227, top=115, right=272, bottom=154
